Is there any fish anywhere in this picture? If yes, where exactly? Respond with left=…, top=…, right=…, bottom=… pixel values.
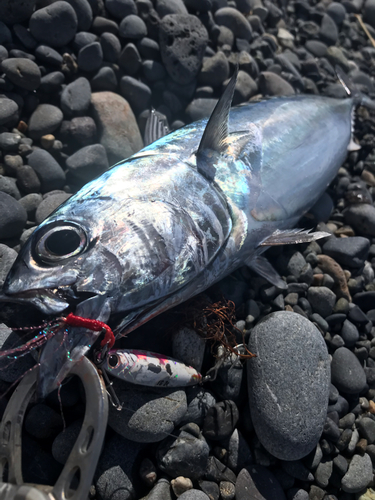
left=0, top=68, right=371, bottom=396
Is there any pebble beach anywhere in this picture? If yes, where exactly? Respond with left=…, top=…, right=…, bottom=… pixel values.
left=1, top=0, right=375, bottom=499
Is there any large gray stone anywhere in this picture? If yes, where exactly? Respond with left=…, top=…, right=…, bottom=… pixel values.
left=90, top=91, right=143, bottom=165
left=247, top=311, right=330, bottom=460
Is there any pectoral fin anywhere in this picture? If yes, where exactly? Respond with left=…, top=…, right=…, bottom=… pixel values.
left=246, top=255, right=287, bottom=289
left=259, top=228, right=331, bottom=246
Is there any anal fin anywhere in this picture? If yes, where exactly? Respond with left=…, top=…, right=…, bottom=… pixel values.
left=246, top=255, right=287, bottom=289
left=259, top=228, right=330, bottom=246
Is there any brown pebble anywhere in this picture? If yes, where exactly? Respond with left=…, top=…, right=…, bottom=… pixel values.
left=368, top=400, right=375, bottom=414
left=40, top=134, right=55, bottom=149
left=335, top=226, right=355, bottom=237
left=171, top=477, right=193, bottom=496
left=316, top=254, right=351, bottom=301
left=312, top=274, right=324, bottom=286
left=356, top=438, right=368, bottom=455
left=139, top=458, right=157, bottom=487
left=17, top=120, right=28, bottom=133
left=362, top=169, right=375, bottom=187
left=285, top=305, right=293, bottom=312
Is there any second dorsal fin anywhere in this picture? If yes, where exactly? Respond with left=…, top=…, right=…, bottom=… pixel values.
left=195, top=66, right=239, bottom=181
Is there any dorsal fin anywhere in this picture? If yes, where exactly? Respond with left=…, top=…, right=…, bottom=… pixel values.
left=195, top=66, right=239, bottom=181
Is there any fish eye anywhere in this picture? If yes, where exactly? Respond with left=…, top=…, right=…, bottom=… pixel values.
left=108, top=354, right=119, bottom=368
left=35, top=222, right=88, bottom=263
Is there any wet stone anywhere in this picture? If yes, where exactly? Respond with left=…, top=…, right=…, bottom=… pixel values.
left=65, top=144, right=109, bottom=183
left=331, top=347, right=367, bottom=394
left=214, top=7, right=252, bottom=40
left=34, top=45, right=63, bottom=67
left=28, top=104, right=63, bottom=140
left=307, top=286, right=336, bottom=318
left=341, top=453, right=373, bottom=493
left=29, top=1, right=78, bottom=47
left=60, top=77, right=91, bottom=117
left=78, top=41, right=103, bottom=72
left=159, top=14, right=208, bottom=85
left=28, top=149, right=65, bottom=193
left=247, top=311, right=330, bottom=460
left=0, top=96, right=18, bottom=126
left=1, top=58, right=41, bottom=91
left=35, top=192, right=71, bottom=224
left=235, top=466, right=286, bottom=500
left=322, top=236, right=370, bottom=268
left=203, top=400, right=239, bottom=441
left=156, top=425, right=209, bottom=481
left=0, top=192, right=27, bottom=238
left=107, top=380, right=187, bottom=442
left=119, top=14, right=147, bottom=39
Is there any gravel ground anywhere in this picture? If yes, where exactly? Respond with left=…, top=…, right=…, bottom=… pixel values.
left=1, top=0, right=375, bottom=499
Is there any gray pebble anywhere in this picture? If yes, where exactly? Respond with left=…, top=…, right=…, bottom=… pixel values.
left=60, top=77, right=91, bottom=117
left=186, top=98, right=217, bottom=121
left=0, top=0, right=36, bottom=24
left=91, top=66, right=118, bottom=91
left=340, top=320, right=359, bottom=347
left=106, top=0, right=137, bottom=19
left=73, top=31, right=97, bottom=50
left=305, top=40, right=328, bottom=57
left=0, top=191, right=27, bottom=238
left=66, top=0, right=93, bottom=31
left=28, top=149, right=65, bottom=193
left=35, top=192, right=71, bottom=224
left=159, top=14, right=208, bottom=85
left=327, top=2, right=346, bottom=24
left=247, top=311, right=330, bottom=460
left=358, top=416, right=375, bottom=443
left=78, top=41, right=103, bottom=72
left=0, top=175, right=21, bottom=200
left=199, top=51, right=229, bottom=87
left=214, top=7, right=252, bottom=40
left=40, top=71, right=65, bottom=93
left=344, top=204, right=375, bottom=237
left=16, top=165, right=41, bottom=194
left=156, top=424, right=209, bottom=480
left=107, top=380, right=187, bottom=442
left=120, top=75, right=151, bottom=112
left=119, top=42, right=142, bottom=74
left=29, top=1, right=78, bottom=47
left=28, top=104, right=63, bottom=140
left=142, top=60, right=167, bottom=81
left=0, top=244, right=17, bottom=286
left=1, top=58, right=41, bottom=91
left=314, top=458, right=333, bottom=488
left=259, top=71, right=295, bottom=96
left=65, top=144, right=109, bottom=183
left=363, top=0, right=375, bottom=28
left=322, top=236, right=369, bottom=268
left=178, top=491, right=210, bottom=500
left=307, top=286, right=336, bottom=318
left=34, top=45, right=63, bottom=67
left=235, top=466, right=286, bottom=500
left=331, top=347, right=367, bottom=394
left=0, top=96, right=18, bottom=126
left=119, top=14, right=147, bottom=39
left=100, top=32, right=121, bottom=62
left=319, top=14, right=338, bottom=45
left=233, top=70, right=258, bottom=104
left=203, top=400, right=239, bottom=441
left=205, top=456, right=236, bottom=483
left=172, top=327, right=205, bottom=372
left=179, top=387, right=216, bottom=426
left=0, top=132, right=21, bottom=153
left=70, top=116, right=97, bottom=146
left=18, top=193, right=42, bottom=219
left=341, top=453, right=373, bottom=493
left=156, top=0, right=188, bottom=16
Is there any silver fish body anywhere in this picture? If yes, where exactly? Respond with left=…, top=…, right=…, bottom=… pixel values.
left=1, top=91, right=355, bottom=395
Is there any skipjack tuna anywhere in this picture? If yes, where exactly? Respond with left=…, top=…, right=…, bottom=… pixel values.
left=1, top=69, right=373, bottom=396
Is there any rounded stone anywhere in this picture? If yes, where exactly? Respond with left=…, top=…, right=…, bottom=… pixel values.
left=0, top=192, right=27, bottom=239
left=199, top=51, right=229, bottom=87
left=1, top=58, right=41, bottom=91
left=259, top=71, right=295, bottom=96
left=65, top=0, right=93, bottom=31
left=0, top=244, right=17, bottom=286
left=322, top=236, right=369, bottom=268
left=27, top=149, right=66, bottom=193
left=35, top=45, right=63, bottom=67
left=341, top=453, right=373, bottom=493
left=119, top=14, right=147, bottom=39
left=35, top=192, right=71, bottom=224
left=214, top=7, right=252, bottom=40
left=29, top=1, right=78, bottom=48
left=60, top=77, right=91, bottom=117
left=107, top=381, right=187, bottom=442
left=247, top=311, right=330, bottom=460
left=331, top=347, right=367, bottom=395
left=40, top=71, right=65, bottom=93
left=159, top=14, right=208, bottom=85
left=16, top=165, right=41, bottom=194
left=65, top=144, right=109, bottom=183
left=0, top=97, right=18, bottom=126
left=100, top=32, right=121, bottom=62
left=120, top=75, right=151, bottom=113
left=344, top=204, right=375, bottom=237
left=106, top=0, right=137, bottom=19
left=78, top=41, right=103, bottom=72
left=90, top=91, right=143, bottom=165
left=28, top=104, right=63, bottom=140
left=235, top=466, right=286, bottom=500
left=307, top=286, right=336, bottom=318
left=203, top=400, right=239, bottom=441
left=0, top=0, right=36, bottom=24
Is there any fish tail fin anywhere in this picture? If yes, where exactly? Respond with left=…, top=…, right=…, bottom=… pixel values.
left=336, top=65, right=375, bottom=110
